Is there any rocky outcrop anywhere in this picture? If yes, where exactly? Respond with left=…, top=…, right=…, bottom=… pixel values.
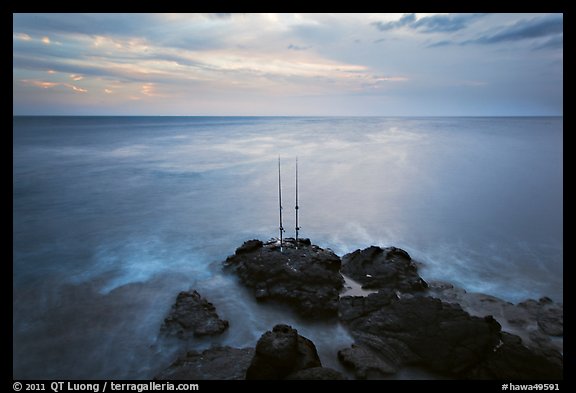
left=224, top=238, right=344, bottom=317
left=338, top=290, right=563, bottom=379
left=338, top=344, right=396, bottom=379
left=341, top=246, right=428, bottom=293
left=245, top=324, right=321, bottom=379
left=465, top=332, right=563, bottom=379
left=427, top=281, right=563, bottom=366
left=338, top=292, right=502, bottom=376
left=156, top=240, right=562, bottom=380
left=245, top=324, right=345, bottom=380
left=155, top=347, right=254, bottom=380
left=161, top=290, right=229, bottom=338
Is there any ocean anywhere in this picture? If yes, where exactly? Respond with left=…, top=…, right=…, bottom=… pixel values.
left=13, top=116, right=563, bottom=379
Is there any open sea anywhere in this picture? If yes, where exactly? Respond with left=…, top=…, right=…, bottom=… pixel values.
left=13, top=116, right=563, bottom=379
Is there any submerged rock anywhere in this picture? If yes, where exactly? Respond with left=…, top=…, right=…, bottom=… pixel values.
left=341, top=246, right=428, bottom=293
left=155, top=347, right=254, bottom=380
left=161, top=290, right=229, bottom=338
left=224, top=238, right=344, bottom=317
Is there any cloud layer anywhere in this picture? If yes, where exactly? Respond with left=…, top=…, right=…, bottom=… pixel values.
left=13, top=13, right=563, bottom=116
left=373, top=13, right=486, bottom=33
left=468, top=14, right=563, bottom=44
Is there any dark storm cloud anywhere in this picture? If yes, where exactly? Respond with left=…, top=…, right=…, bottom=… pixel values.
left=373, top=13, right=486, bottom=33
left=372, top=13, right=416, bottom=31
left=412, top=13, right=487, bottom=33
left=425, top=14, right=563, bottom=50
left=469, top=14, right=563, bottom=44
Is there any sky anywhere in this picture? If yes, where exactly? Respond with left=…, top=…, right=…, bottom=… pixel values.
left=13, top=13, right=563, bottom=116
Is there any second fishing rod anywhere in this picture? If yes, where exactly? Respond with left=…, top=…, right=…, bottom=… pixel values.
left=277, top=157, right=300, bottom=252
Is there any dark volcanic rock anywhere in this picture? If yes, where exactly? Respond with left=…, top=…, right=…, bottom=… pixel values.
left=339, top=291, right=563, bottom=379
left=427, top=281, right=563, bottom=364
left=520, top=298, right=564, bottom=337
left=465, top=332, right=563, bottom=379
left=246, top=324, right=322, bottom=379
left=224, top=239, right=344, bottom=317
left=339, top=292, right=502, bottom=375
left=235, top=239, right=263, bottom=255
left=341, top=246, right=428, bottom=293
left=286, top=367, right=347, bottom=380
left=155, top=346, right=254, bottom=380
left=338, top=344, right=397, bottom=379
left=161, top=290, right=229, bottom=338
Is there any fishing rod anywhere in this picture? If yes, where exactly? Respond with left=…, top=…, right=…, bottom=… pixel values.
left=295, top=157, right=300, bottom=249
left=278, top=156, right=284, bottom=252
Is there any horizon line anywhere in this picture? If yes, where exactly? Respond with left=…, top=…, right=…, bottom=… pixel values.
left=12, top=114, right=564, bottom=118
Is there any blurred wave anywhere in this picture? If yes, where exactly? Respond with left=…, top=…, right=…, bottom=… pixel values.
left=13, top=116, right=563, bottom=378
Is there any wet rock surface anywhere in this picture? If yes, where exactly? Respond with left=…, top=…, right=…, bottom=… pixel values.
left=245, top=323, right=345, bottom=380
left=245, top=323, right=321, bottom=379
left=338, top=288, right=563, bottom=379
left=157, top=239, right=562, bottom=380
left=338, top=292, right=503, bottom=376
left=285, top=367, right=347, bottom=380
left=161, top=290, right=229, bottom=338
left=428, top=281, right=563, bottom=365
left=341, top=246, right=428, bottom=293
left=155, top=347, right=254, bottom=380
left=465, top=332, right=563, bottom=379
left=338, top=344, right=397, bottom=379
left=224, top=238, right=344, bottom=318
